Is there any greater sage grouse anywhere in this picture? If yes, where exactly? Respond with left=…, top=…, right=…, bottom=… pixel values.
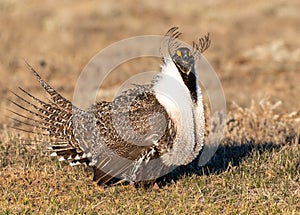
left=9, top=27, right=210, bottom=186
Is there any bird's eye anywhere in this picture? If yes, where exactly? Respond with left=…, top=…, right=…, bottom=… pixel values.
left=188, top=51, right=191, bottom=56
left=176, top=50, right=181, bottom=57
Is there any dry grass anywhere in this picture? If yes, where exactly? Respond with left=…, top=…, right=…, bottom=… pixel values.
left=0, top=99, right=299, bottom=214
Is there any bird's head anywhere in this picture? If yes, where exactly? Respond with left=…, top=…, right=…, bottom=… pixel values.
left=172, top=47, right=195, bottom=76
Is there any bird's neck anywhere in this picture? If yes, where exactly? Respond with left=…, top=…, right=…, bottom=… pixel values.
left=159, top=58, right=200, bottom=104
left=151, top=58, right=204, bottom=165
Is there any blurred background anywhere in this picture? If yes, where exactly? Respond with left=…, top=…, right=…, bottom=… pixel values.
left=0, top=0, right=299, bottom=124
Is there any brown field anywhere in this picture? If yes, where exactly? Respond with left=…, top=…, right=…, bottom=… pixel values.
left=0, top=0, right=299, bottom=214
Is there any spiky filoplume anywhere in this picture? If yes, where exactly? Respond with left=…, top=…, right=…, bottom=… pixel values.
left=9, top=27, right=210, bottom=185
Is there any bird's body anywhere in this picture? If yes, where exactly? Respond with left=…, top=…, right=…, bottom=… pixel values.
left=9, top=27, right=210, bottom=185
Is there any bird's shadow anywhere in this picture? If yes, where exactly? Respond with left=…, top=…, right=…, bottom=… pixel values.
left=103, top=132, right=298, bottom=188
left=154, top=132, right=299, bottom=187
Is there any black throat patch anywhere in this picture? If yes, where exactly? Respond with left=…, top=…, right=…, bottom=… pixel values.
left=177, top=67, right=198, bottom=103
left=172, top=47, right=198, bottom=103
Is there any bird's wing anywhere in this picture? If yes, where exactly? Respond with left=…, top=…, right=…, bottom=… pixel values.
left=90, top=85, right=177, bottom=184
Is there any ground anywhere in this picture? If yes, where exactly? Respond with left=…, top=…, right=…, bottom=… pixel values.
left=0, top=0, right=299, bottom=214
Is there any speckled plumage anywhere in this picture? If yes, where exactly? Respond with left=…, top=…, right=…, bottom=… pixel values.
left=9, top=27, right=210, bottom=185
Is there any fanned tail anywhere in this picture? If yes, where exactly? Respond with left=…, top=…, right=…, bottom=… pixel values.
left=8, top=64, right=125, bottom=186
left=8, top=64, right=88, bottom=167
